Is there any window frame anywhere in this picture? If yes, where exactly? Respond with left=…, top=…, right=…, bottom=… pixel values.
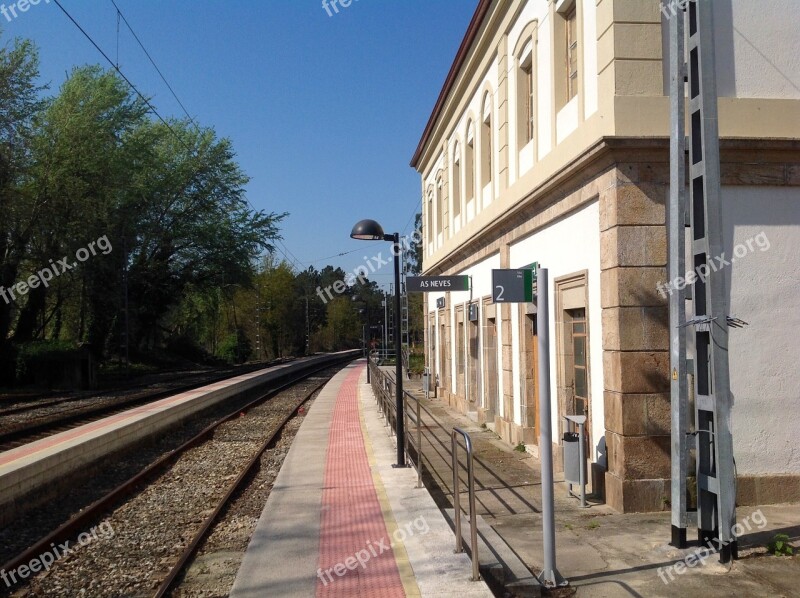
left=565, top=5, right=578, bottom=102
left=518, top=52, right=534, bottom=147
left=465, top=122, right=475, bottom=204
left=452, top=143, right=461, bottom=224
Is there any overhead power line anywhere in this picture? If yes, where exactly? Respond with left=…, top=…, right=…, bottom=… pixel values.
left=51, top=0, right=191, bottom=153
left=54, top=1, right=291, bottom=263
left=110, top=0, right=199, bottom=130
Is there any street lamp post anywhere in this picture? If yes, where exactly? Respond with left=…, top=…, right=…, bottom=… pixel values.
left=351, top=219, right=407, bottom=468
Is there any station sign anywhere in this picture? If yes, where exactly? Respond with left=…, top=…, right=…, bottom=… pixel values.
left=406, top=275, right=470, bottom=293
left=492, top=264, right=538, bottom=303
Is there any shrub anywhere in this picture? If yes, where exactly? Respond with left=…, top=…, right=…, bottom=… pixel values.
left=217, top=329, right=252, bottom=364
left=165, top=335, right=215, bottom=364
left=767, top=533, right=794, bottom=556
left=14, top=341, right=80, bottom=386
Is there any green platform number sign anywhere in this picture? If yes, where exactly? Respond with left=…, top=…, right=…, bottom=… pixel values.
left=492, top=262, right=538, bottom=303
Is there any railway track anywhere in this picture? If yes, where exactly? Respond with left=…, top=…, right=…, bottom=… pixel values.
left=0, top=360, right=293, bottom=452
left=0, top=359, right=348, bottom=597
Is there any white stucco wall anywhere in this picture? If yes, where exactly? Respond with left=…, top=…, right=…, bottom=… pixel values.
left=426, top=253, right=502, bottom=412
left=714, top=0, right=800, bottom=99
left=509, top=201, right=604, bottom=461
left=582, top=0, right=599, bottom=119
left=720, top=186, right=800, bottom=475
left=537, top=10, right=554, bottom=160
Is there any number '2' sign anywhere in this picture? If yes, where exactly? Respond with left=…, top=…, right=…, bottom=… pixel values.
left=492, top=269, right=535, bottom=303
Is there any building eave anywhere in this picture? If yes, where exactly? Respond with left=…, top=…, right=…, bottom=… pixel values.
left=409, top=0, right=493, bottom=170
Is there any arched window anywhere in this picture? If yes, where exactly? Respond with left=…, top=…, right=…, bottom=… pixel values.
left=452, top=143, right=461, bottom=227
left=514, top=21, right=539, bottom=175
left=436, top=172, right=444, bottom=235
left=481, top=93, right=492, bottom=190
left=426, top=186, right=434, bottom=246
left=465, top=121, right=475, bottom=203
left=518, top=48, right=534, bottom=147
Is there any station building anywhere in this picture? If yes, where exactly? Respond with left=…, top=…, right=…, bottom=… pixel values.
left=411, top=0, right=800, bottom=512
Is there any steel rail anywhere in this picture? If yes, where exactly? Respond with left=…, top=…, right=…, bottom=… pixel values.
left=0, top=360, right=294, bottom=451
left=152, top=375, right=328, bottom=597
left=0, top=360, right=289, bottom=418
left=0, top=354, right=354, bottom=583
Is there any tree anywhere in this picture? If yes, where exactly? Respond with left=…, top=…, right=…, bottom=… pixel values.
left=407, top=213, right=424, bottom=345
left=406, top=212, right=423, bottom=275
left=14, top=66, right=149, bottom=349
left=0, top=36, right=46, bottom=346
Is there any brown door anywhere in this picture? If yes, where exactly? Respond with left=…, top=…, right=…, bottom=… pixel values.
left=439, top=314, right=447, bottom=391
left=483, top=313, right=498, bottom=420
left=521, top=312, right=539, bottom=442
left=567, top=308, right=589, bottom=454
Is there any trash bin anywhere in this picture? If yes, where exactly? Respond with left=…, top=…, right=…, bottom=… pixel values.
left=563, top=431, right=581, bottom=485
left=563, top=414, right=588, bottom=507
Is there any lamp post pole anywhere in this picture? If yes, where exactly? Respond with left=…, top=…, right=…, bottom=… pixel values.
left=391, top=233, right=406, bottom=467
left=351, top=220, right=406, bottom=468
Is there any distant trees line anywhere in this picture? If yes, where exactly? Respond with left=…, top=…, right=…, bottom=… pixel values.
left=0, top=35, right=422, bottom=384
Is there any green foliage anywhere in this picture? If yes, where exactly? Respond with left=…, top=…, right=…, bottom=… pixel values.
left=586, top=520, right=600, bottom=530
left=0, top=31, right=415, bottom=378
left=14, top=340, right=78, bottom=384
left=767, top=534, right=794, bottom=556
left=409, top=351, right=425, bottom=375
left=514, top=442, right=526, bottom=453
left=217, top=329, right=252, bottom=365
left=0, top=34, right=285, bottom=372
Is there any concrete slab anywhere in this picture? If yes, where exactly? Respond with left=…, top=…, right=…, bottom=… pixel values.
left=0, top=353, right=354, bottom=517
left=389, top=373, right=800, bottom=598
left=358, top=369, right=494, bottom=597
left=232, top=361, right=493, bottom=597
left=229, top=364, right=343, bottom=598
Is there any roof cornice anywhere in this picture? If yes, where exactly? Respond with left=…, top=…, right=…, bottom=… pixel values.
left=409, top=0, right=493, bottom=170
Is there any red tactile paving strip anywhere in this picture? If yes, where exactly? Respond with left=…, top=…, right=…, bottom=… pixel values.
left=316, top=366, right=405, bottom=597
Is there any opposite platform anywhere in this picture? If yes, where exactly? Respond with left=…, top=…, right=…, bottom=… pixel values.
left=231, top=361, right=492, bottom=598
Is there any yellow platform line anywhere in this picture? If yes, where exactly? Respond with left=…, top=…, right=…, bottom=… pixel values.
left=358, top=377, right=422, bottom=598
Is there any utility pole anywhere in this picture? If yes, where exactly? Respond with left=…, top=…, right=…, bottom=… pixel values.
left=671, top=0, right=738, bottom=562
left=305, top=295, right=310, bottom=355
left=668, top=0, right=689, bottom=549
left=122, top=234, right=130, bottom=377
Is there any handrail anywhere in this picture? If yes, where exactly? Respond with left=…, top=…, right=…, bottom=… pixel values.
left=368, top=357, right=423, bottom=487
left=403, top=389, right=423, bottom=488
left=452, top=427, right=480, bottom=581
left=368, top=358, right=479, bottom=581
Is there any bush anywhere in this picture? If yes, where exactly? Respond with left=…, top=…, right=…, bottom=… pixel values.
left=165, top=335, right=215, bottom=365
left=217, top=329, right=252, bottom=364
left=767, top=533, right=794, bottom=556
left=14, top=341, right=82, bottom=387
left=409, top=352, right=425, bottom=375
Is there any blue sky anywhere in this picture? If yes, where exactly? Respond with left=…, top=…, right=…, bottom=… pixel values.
left=2, top=0, right=476, bottom=289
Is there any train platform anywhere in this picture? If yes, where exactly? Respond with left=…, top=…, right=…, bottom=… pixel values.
left=386, top=371, right=800, bottom=598
left=0, top=353, right=354, bottom=522
left=230, top=361, right=493, bottom=597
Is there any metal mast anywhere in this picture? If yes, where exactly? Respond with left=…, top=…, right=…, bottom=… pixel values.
left=668, top=0, right=689, bottom=548
left=687, top=0, right=737, bottom=562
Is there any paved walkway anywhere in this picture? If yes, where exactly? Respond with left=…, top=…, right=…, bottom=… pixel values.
left=392, top=372, right=800, bottom=597
left=317, top=366, right=405, bottom=596
left=231, top=361, right=492, bottom=598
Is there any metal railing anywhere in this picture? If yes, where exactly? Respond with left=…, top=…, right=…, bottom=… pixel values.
left=367, top=357, right=479, bottom=581
left=368, top=357, right=423, bottom=488
left=452, top=427, right=480, bottom=581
